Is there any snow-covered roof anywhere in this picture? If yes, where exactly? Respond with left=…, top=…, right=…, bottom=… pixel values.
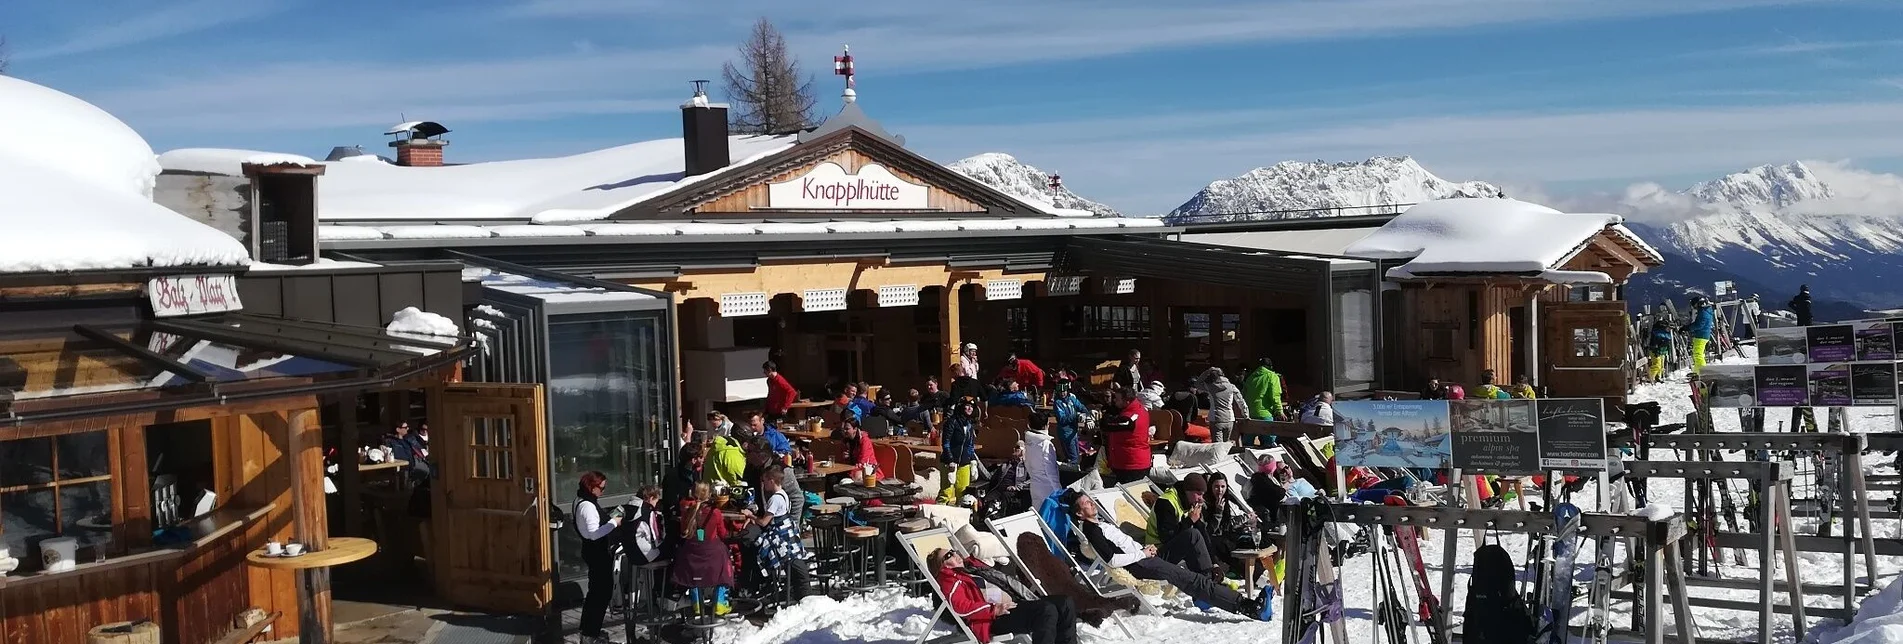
left=159, top=148, right=320, bottom=176
left=0, top=77, right=250, bottom=274
left=314, top=134, right=796, bottom=223
left=0, top=75, right=163, bottom=198
left=1343, top=198, right=1648, bottom=280
left=317, top=216, right=1167, bottom=246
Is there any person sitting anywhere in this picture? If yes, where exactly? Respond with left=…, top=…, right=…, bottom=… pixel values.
left=1247, top=460, right=1290, bottom=534
left=705, top=433, right=748, bottom=487
left=981, top=440, right=1033, bottom=517
left=999, top=353, right=1046, bottom=396
left=1200, top=472, right=1259, bottom=555
left=838, top=419, right=884, bottom=480
left=990, top=379, right=1035, bottom=409
left=749, top=412, right=793, bottom=456
left=1298, top=391, right=1337, bottom=426
left=948, top=365, right=986, bottom=410
left=661, top=443, right=706, bottom=533
left=940, top=397, right=982, bottom=504
left=382, top=421, right=432, bottom=482
left=1146, top=473, right=1225, bottom=579
left=671, top=483, right=734, bottom=616
left=1473, top=370, right=1510, bottom=400
left=835, top=383, right=876, bottom=424
left=1062, top=490, right=1269, bottom=620
left=931, top=548, right=1080, bottom=644
left=1508, top=373, right=1538, bottom=399
left=866, top=388, right=906, bottom=438
left=1419, top=378, right=1448, bottom=401
left=746, top=464, right=811, bottom=600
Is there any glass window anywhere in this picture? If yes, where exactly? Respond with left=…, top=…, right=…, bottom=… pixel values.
left=1058, top=306, right=1151, bottom=340
left=1, top=330, right=174, bottom=401
left=468, top=416, right=515, bottom=480
left=1333, top=272, right=1377, bottom=389
left=1004, top=307, right=1037, bottom=358
left=1572, top=327, right=1604, bottom=358
left=548, top=312, right=668, bottom=506
left=0, top=431, right=114, bottom=564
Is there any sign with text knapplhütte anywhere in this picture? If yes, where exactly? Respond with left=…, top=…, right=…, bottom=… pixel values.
left=766, top=162, right=929, bottom=210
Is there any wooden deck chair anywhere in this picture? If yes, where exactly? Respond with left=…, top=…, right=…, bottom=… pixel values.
left=1208, top=454, right=1256, bottom=500
left=897, top=526, right=1030, bottom=644
left=891, top=444, right=917, bottom=484
left=984, top=512, right=1145, bottom=632
left=976, top=418, right=1022, bottom=461
left=1148, top=410, right=1179, bottom=448
left=1114, top=479, right=1163, bottom=512
left=1086, top=488, right=1149, bottom=543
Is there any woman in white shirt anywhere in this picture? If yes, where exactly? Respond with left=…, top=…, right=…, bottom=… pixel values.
left=574, top=471, right=622, bottom=644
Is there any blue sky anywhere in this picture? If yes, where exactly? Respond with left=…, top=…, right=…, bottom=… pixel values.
left=8, top=0, right=1903, bottom=215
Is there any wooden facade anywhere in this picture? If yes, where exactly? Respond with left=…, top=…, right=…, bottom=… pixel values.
left=694, top=148, right=987, bottom=214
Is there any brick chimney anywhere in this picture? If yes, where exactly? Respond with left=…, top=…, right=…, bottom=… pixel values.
left=386, top=121, right=450, bottom=167
left=681, top=80, right=730, bottom=177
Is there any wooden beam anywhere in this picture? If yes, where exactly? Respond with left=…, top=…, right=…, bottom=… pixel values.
left=621, top=259, right=1038, bottom=303
left=940, top=283, right=962, bottom=379
left=1589, top=234, right=1648, bottom=271
left=285, top=408, right=333, bottom=643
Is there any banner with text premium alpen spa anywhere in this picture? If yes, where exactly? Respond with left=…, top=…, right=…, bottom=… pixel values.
left=1448, top=398, right=1541, bottom=474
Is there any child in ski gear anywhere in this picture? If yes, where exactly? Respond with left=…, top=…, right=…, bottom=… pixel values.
left=748, top=464, right=811, bottom=599
left=1645, top=319, right=1673, bottom=383
left=1474, top=370, right=1510, bottom=400
left=1681, top=295, right=1716, bottom=373
left=940, top=397, right=981, bottom=504
left=672, top=483, right=735, bottom=614
left=930, top=548, right=1081, bottom=644
left=1508, top=373, right=1537, bottom=399
left=1050, top=381, right=1089, bottom=464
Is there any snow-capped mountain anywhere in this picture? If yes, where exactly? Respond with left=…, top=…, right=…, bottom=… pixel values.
left=1623, top=161, right=1903, bottom=313
left=1165, top=156, right=1506, bottom=223
left=949, top=153, right=1120, bottom=217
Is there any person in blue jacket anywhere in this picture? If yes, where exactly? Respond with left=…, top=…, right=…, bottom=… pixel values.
left=1680, top=294, right=1716, bottom=373
left=939, top=397, right=982, bottom=504
left=1050, top=380, right=1089, bottom=464
left=1645, top=319, right=1674, bottom=383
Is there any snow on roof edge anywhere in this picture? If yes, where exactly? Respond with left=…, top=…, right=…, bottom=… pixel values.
left=159, top=148, right=319, bottom=176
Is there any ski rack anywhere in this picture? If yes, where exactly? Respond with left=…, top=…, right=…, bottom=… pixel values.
left=1642, top=431, right=1883, bottom=613
left=1282, top=503, right=1694, bottom=644
left=1619, top=460, right=1808, bottom=642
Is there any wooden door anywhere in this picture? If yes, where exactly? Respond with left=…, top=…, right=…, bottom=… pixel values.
left=428, top=383, right=552, bottom=615
left=1540, top=302, right=1631, bottom=406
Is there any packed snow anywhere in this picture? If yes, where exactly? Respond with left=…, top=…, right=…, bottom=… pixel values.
left=0, top=75, right=163, bottom=198
left=248, top=258, right=381, bottom=272
left=1165, top=156, right=1505, bottom=223
left=0, top=77, right=251, bottom=273
left=158, top=148, right=319, bottom=175
left=311, top=134, right=794, bottom=222
left=385, top=307, right=460, bottom=337
left=1344, top=198, right=1655, bottom=277
left=948, top=152, right=1122, bottom=217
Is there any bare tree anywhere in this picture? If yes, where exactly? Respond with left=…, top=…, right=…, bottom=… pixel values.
left=720, top=18, right=817, bottom=135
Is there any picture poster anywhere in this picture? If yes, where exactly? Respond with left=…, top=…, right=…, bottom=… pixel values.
left=1807, top=325, right=1856, bottom=363
left=1807, top=363, right=1852, bottom=407
left=1851, top=362, right=1899, bottom=406
left=1332, top=400, right=1453, bottom=469
left=1856, top=321, right=1896, bottom=361
left=1449, top=398, right=1540, bottom=474
left=1535, top=398, right=1609, bottom=471
left=1701, top=365, right=1758, bottom=408
left=1757, top=327, right=1810, bottom=365
left=1755, top=365, right=1811, bottom=407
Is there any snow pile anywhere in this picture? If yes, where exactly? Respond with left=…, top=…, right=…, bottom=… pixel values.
left=248, top=258, right=380, bottom=272
left=385, top=307, right=459, bottom=337
left=0, top=76, right=251, bottom=273
left=1165, top=156, right=1505, bottom=224
left=948, top=152, right=1122, bottom=217
left=158, top=148, right=318, bottom=176
left=1818, top=575, right=1903, bottom=644
left=313, top=134, right=794, bottom=222
left=1343, top=198, right=1650, bottom=281
left=1631, top=504, right=1675, bottom=521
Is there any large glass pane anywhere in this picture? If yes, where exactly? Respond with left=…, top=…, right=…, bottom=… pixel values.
left=2, top=330, right=173, bottom=401
left=0, top=437, right=53, bottom=487
left=162, top=340, right=358, bottom=383
left=547, top=312, right=667, bottom=506
left=0, top=488, right=55, bottom=557
left=61, top=481, right=112, bottom=549
left=57, top=432, right=110, bottom=479
left=1333, top=271, right=1377, bottom=389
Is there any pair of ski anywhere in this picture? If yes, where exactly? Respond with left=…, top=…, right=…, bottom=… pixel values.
left=1533, top=502, right=1619, bottom=644
left=1293, top=498, right=1347, bottom=644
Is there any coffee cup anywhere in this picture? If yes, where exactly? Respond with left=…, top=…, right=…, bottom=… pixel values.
left=265, top=540, right=283, bottom=556
left=284, top=542, right=305, bottom=556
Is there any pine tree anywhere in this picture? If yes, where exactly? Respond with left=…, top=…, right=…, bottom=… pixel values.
left=720, top=18, right=817, bottom=135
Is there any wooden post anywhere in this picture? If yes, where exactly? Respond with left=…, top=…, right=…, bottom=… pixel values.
left=337, top=395, right=361, bottom=538
left=1843, top=434, right=1879, bottom=593
left=1777, top=483, right=1808, bottom=641
left=286, top=408, right=332, bottom=644
left=1757, top=470, right=1776, bottom=643
left=1645, top=539, right=1665, bottom=644
left=940, top=282, right=963, bottom=379
left=1664, top=545, right=1698, bottom=644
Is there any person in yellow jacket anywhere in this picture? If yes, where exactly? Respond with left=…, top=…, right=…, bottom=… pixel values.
left=1507, top=373, right=1537, bottom=399
left=706, top=434, right=747, bottom=486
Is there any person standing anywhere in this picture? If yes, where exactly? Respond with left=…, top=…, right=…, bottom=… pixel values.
left=1197, top=368, right=1249, bottom=445
left=940, top=397, right=982, bottom=504
left=1682, top=295, right=1716, bottom=373
left=1104, top=388, right=1153, bottom=484
left=763, top=361, right=798, bottom=424
left=1242, top=358, right=1286, bottom=422
left=573, top=471, right=623, bottom=644
left=1790, top=285, right=1814, bottom=326
left=1050, top=381, right=1089, bottom=464
left=1000, top=353, right=1047, bottom=398
left=959, top=343, right=982, bottom=384
left=1645, top=319, right=1674, bottom=383
left=1113, top=349, right=1145, bottom=392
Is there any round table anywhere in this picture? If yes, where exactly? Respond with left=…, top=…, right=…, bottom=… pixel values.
left=245, top=537, right=378, bottom=570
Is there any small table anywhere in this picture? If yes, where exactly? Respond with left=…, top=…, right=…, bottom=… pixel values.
left=1230, top=546, right=1281, bottom=597
left=355, top=459, right=408, bottom=473
left=248, top=537, right=379, bottom=644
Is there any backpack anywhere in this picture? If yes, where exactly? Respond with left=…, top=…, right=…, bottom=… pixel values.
left=1464, top=544, right=1535, bottom=644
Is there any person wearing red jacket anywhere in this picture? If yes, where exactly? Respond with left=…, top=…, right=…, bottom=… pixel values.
left=999, top=353, right=1046, bottom=392
left=763, top=361, right=798, bottom=422
left=1103, top=388, right=1153, bottom=484
left=930, top=549, right=1078, bottom=644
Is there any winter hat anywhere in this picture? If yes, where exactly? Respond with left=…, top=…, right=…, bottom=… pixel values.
left=1177, top=472, right=1207, bottom=494
left=1257, top=459, right=1280, bottom=475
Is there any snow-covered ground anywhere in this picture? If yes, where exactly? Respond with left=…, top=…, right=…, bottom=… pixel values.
left=661, top=347, right=1901, bottom=644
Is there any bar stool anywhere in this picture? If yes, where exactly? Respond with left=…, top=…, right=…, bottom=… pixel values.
left=809, top=508, right=855, bottom=596
left=842, top=525, right=884, bottom=592
left=678, top=582, right=725, bottom=644
left=861, top=506, right=907, bottom=586
left=623, top=559, right=675, bottom=641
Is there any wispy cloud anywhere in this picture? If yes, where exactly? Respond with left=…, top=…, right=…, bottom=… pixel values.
left=88, top=45, right=728, bottom=132
left=899, top=101, right=1903, bottom=214
left=15, top=0, right=297, bottom=61
left=1702, top=38, right=1903, bottom=58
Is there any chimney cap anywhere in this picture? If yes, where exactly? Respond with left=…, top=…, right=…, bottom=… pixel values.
left=681, top=79, right=731, bottom=110
left=385, top=120, right=450, bottom=139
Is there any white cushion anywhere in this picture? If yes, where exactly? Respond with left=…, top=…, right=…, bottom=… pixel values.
left=1167, top=441, right=1229, bottom=469
left=955, top=523, right=1013, bottom=565
left=919, top=504, right=975, bottom=532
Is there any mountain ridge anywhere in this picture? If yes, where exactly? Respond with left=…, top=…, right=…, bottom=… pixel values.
left=1164, top=156, right=1506, bottom=223
left=947, top=152, right=1121, bottom=217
